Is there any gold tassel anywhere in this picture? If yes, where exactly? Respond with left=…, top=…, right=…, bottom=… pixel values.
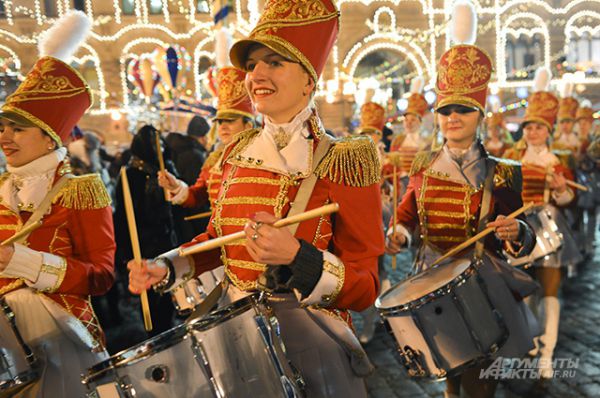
left=409, top=151, right=435, bottom=176
left=315, top=136, right=381, bottom=187
left=385, top=152, right=402, bottom=168
left=53, top=174, right=111, bottom=210
left=202, top=146, right=225, bottom=170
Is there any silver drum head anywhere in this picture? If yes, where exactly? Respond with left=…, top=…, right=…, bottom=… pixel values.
left=376, top=258, right=471, bottom=310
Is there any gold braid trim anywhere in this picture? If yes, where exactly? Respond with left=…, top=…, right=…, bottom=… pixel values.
left=222, top=128, right=261, bottom=165
left=490, top=156, right=522, bottom=191
left=53, top=174, right=111, bottom=210
left=0, top=279, right=24, bottom=295
left=0, top=173, right=9, bottom=187
left=409, top=150, right=437, bottom=176
left=315, top=136, right=380, bottom=187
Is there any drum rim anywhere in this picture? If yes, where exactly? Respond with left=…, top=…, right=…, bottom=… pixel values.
left=82, top=322, right=190, bottom=384
left=0, top=368, right=41, bottom=393
left=376, top=260, right=479, bottom=313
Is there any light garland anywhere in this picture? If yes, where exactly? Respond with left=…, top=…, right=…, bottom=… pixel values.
left=564, top=11, right=600, bottom=54
left=193, top=35, right=216, bottom=99
left=162, top=0, right=170, bottom=23
left=113, top=0, right=122, bottom=24
left=497, top=12, right=551, bottom=83
left=85, top=0, right=94, bottom=20
left=0, top=44, right=21, bottom=71
left=347, top=42, right=425, bottom=80
left=4, top=0, right=14, bottom=26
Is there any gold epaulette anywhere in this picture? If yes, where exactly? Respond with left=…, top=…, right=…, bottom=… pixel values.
left=315, top=135, right=381, bottom=187
left=502, top=147, right=523, bottom=161
left=385, top=152, right=402, bottom=167
left=552, top=149, right=576, bottom=169
left=203, top=146, right=225, bottom=170
left=53, top=174, right=111, bottom=210
left=490, top=156, right=522, bottom=191
left=222, top=128, right=261, bottom=165
left=409, top=150, right=436, bottom=176
left=391, top=134, right=406, bottom=147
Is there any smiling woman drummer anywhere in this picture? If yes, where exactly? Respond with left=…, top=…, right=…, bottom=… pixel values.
left=0, top=11, right=115, bottom=398
left=385, top=1, right=538, bottom=397
left=128, top=0, right=384, bottom=397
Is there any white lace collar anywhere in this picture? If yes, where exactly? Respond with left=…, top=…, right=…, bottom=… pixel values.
left=1, top=148, right=67, bottom=212
left=235, top=106, right=314, bottom=176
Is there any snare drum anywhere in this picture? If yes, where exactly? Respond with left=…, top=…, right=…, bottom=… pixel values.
left=506, top=205, right=563, bottom=267
left=375, top=259, right=508, bottom=379
left=83, top=294, right=304, bottom=398
left=0, top=297, right=39, bottom=397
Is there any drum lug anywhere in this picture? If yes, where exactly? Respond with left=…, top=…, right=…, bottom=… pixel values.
left=190, top=334, right=224, bottom=398
left=400, top=345, right=427, bottom=377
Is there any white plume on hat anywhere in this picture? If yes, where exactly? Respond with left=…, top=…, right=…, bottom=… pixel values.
left=533, top=67, right=552, bottom=92
left=558, top=73, right=574, bottom=98
left=580, top=99, right=592, bottom=109
left=449, top=0, right=477, bottom=45
left=215, top=26, right=233, bottom=68
left=38, top=10, right=92, bottom=61
left=489, top=96, right=501, bottom=113
left=410, top=76, right=424, bottom=94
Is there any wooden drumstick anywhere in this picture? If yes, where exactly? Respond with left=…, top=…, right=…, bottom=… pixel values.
left=179, top=203, right=340, bottom=256
left=183, top=211, right=212, bottom=221
left=155, top=130, right=169, bottom=201
left=430, top=202, right=535, bottom=267
left=392, top=166, right=398, bottom=270
left=1, top=221, right=42, bottom=246
left=526, top=164, right=589, bottom=192
left=120, top=167, right=153, bottom=331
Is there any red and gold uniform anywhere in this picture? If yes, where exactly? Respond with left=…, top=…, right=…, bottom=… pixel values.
left=390, top=89, right=431, bottom=176
left=553, top=96, right=579, bottom=152
left=390, top=40, right=538, bottom=371
left=155, top=1, right=383, bottom=396
left=0, top=50, right=115, bottom=396
left=170, top=67, right=253, bottom=209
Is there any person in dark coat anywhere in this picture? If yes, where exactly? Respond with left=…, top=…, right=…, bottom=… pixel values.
left=113, top=125, right=179, bottom=340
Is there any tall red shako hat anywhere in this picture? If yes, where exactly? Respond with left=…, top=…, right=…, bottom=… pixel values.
left=522, top=67, right=559, bottom=131
left=557, top=75, right=578, bottom=122
left=228, top=0, right=340, bottom=84
left=0, top=11, right=93, bottom=147
left=435, top=0, right=492, bottom=113
left=215, top=67, right=255, bottom=120
left=405, top=77, right=428, bottom=119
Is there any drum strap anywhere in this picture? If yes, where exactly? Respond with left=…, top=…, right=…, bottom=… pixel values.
left=475, top=158, right=496, bottom=259
left=14, top=174, right=73, bottom=244
left=285, top=134, right=333, bottom=236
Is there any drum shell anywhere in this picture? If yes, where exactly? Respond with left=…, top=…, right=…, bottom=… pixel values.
left=83, top=294, right=302, bottom=398
left=506, top=205, right=563, bottom=267
left=0, top=298, right=39, bottom=396
left=377, top=261, right=507, bottom=379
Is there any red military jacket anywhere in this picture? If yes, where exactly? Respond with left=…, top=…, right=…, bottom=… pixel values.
left=504, top=146, right=575, bottom=206
left=179, top=123, right=385, bottom=319
left=180, top=146, right=225, bottom=209
left=0, top=167, right=115, bottom=349
left=394, top=149, right=528, bottom=257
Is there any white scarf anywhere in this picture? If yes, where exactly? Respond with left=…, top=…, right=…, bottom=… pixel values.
left=0, top=148, right=67, bottom=212
left=238, top=106, right=313, bottom=176
left=522, top=144, right=557, bottom=167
